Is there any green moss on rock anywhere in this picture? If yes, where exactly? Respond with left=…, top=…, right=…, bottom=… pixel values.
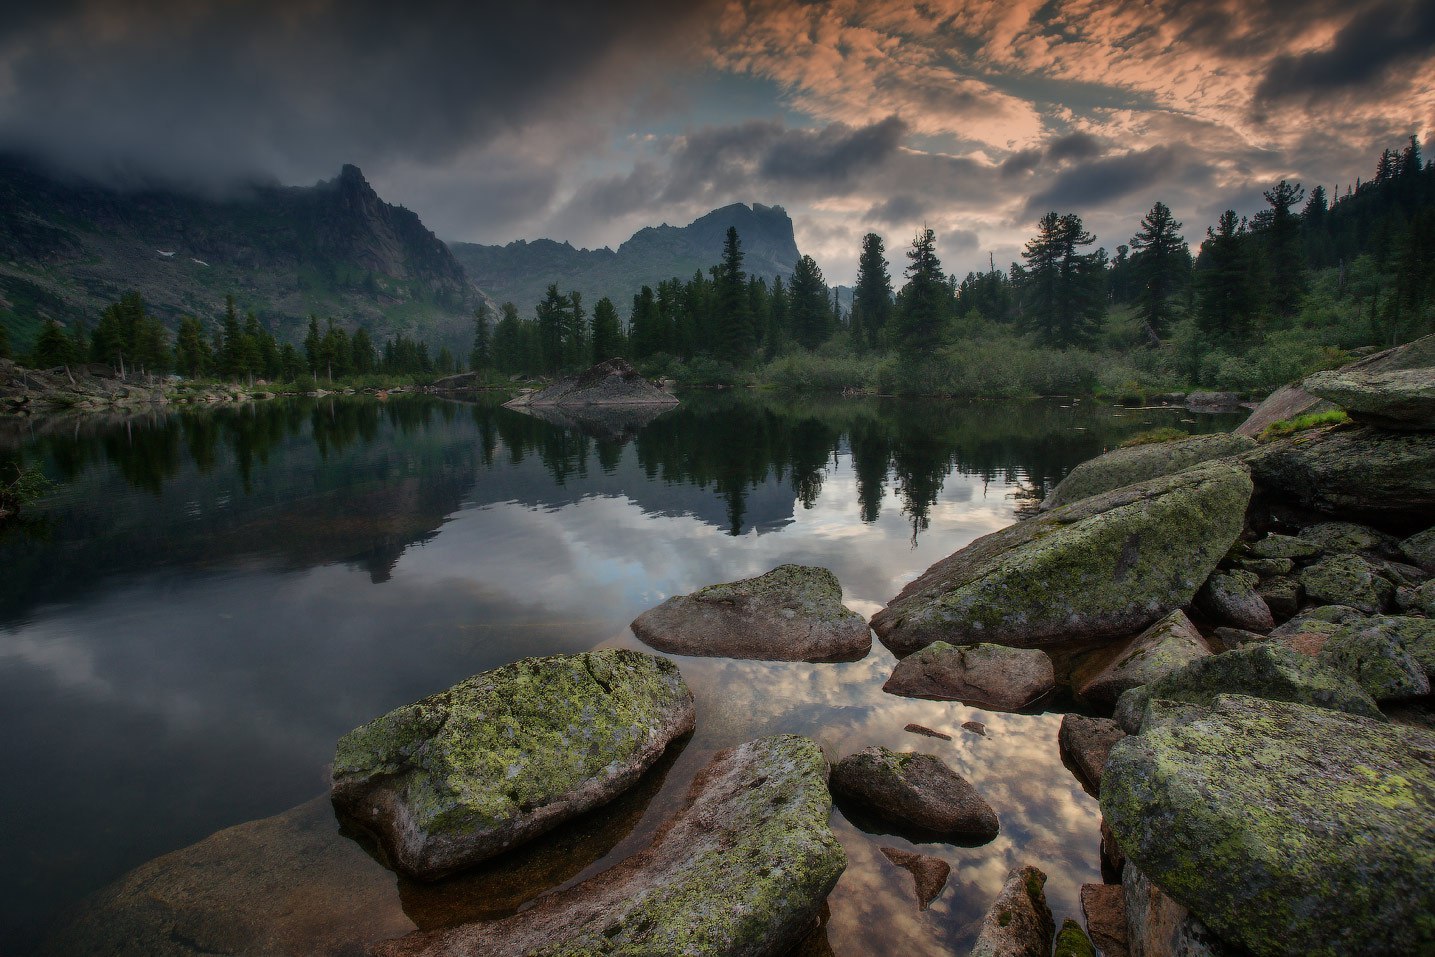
left=1101, top=694, right=1435, bottom=957
left=1053, top=919, right=1097, bottom=957
left=1298, top=553, right=1395, bottom=614
left=1042, top=432, right=1254, bottom=510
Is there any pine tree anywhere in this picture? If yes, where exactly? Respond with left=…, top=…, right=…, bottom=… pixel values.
left=303, top=315, right=322, bottom=377
left=714, top=227, right=752, bottom=362
left=175, top=317, right=211, bottom=377
left=787, top=255, right=831, bottom=349
left=629, top=286, right=660, bottom=359
left=853, top=232, right=892, bottom=348
left=565, top=291, right=588, bottom=368
left=1129, top=201, right=1189, bottom=341
left=0, top=322, right=9, bottom=361
left=1196, top=210, right=1258, bottom=343
left=590, top=296, right=624, bottom=360
left=351, top=328, right=376, bottom=374
left=1019, top=213, right=1103, bottom=347
left=535, top=285, right=570, bottom=372
left=893, top=228, right=949, bottom=354
left=33, top=320, right=76, bottom=368
left=1259, top=180, right=1307, bottom=319
left=470, top=303, right=493, bottom=369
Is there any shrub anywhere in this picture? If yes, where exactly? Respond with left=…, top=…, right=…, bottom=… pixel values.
left=1258, top=409, right=1349, bottom=441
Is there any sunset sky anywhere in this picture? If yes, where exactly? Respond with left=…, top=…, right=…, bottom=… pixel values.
left=2, top=0, right=1432, bottom=280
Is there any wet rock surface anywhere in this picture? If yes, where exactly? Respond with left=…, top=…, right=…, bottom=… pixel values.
left=631, top=564, right=871, bottom=662
left=1079, top=883, right=1128, bottom=957
left=830, top=746, right=999, bottom=841
left=373, top=735, right=846, bottom=957
left=330, top=649, right=695, bottom=880
left=970, top=866, right=1055, bottom=957
left=883, top=641, right=1055, bottom=711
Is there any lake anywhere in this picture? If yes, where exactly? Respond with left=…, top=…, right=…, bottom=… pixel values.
left=0, top=391, right=1242, bottom=955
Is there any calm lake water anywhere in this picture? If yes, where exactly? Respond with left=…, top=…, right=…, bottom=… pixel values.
left=0, top=391, right=1242, bottom=955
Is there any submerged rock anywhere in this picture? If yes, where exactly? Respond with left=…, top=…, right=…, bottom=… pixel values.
left=878, top=846, right=950, bottom=911
left=373, top=735, right=845, bottom=957
left=1197, top=569, right=1274, bottom=631
left=830, top=746, right=999, bottom=840
left=883, top=641, right=1055, bottom=711
left=1298, top=553, right=1395, bottom=613
left=1114, top=643, right=1383, bottom=733
left=1303, top=366, right=1435, bottom=430
left=331, top=649, right=694, bottom=880
left=631, top=564, right=871, bottom=662
left=873, top=460, right=1252, bottom=656
left=1058, top=714, right=1127, bottom=795
left=1244, top=425, right=1435, bottom=522
left=1040, top=432, right=1255, bottom=511
left=1076, top=610, right=1212, bottom=707
left=970, top=866, right=1055, bottom=957
left=502, top=358, right=677, bottom=408
left=1102, top=695, right=1435, bottom=957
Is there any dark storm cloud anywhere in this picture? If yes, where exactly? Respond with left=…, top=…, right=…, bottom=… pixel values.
left=759, top=116, right=907, bottom=182
left=1022, top=147, right=1214, bottom=219
left=0, top=0, right=719, bottom=187
left=865, top=195, right=926, bottom=224
left=1255, top=0, right=1435, bottom=105
left=1045, top=132, right=1104, bottom=164
left=999, top=149, right=1042, bottom=179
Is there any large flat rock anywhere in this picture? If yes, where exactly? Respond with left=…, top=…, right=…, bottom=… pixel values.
left=632, top=564, right=871, bottom=662
left=830, top=746, right=999, bottom=841
left=1244, top=424, right=1435, bottom=522
left=872, top=460, right=1252, bottom=656
left=331, top=649, right=694, bottom=880
left=372, top=735, right=847, bottom=957
left=1303, top=366, right=1435, bottom=430
left=1041, top=433, right=1254, bottom=511
left=504, top=358, right=678, bottom=408
left=883, top=641, right=1054, bottom=711
left=1102, top=695, right=1435, bottom=957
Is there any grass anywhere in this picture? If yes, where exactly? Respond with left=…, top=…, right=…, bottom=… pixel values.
left=1120, top=427, right=1191, bottom=448
left=1258, top=409, right=1350, bottom=441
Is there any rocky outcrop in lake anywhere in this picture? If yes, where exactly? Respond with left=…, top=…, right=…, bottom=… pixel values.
left=882, top=641, right=1055, bottom=711
left=969, top=866, right=1055, bottom=957
left=330, top=649, right=694, bottom=880
left=830, top=746, right=1000, bottom=841
left=632, top=564, right=871, bottom=662
left=504, top=358, right=678, bottom=408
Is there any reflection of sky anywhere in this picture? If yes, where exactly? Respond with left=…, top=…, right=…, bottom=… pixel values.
left=0, top=403, right=1147, bottom=953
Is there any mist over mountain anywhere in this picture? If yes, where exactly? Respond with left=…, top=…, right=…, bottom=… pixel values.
left=451, top=203, right=802, bottom=315
left=0, top=158, right=478, bottom=350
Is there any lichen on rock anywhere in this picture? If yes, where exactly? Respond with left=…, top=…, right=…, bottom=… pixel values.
left=1040, top=432, right=1254, bottom=511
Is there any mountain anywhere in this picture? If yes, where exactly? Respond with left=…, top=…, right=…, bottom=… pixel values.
left=0, top=158, right=479, bottom=351
left=450, top=203, right=802, bottom=315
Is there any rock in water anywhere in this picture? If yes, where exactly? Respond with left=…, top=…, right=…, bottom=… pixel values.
left=1244, top=425, right=1435, bottom=522
left=371, top=735, right=846, bottom=957
left=1114, top=642, right=1382, bottom=733
left=1196, top=569, right=1275, bottom=631
left=883, top=642, right=1055, bottom=711
left=830, top=746, right=999, bottom=840
left=1041, top=433, right=1254, bottom=510
left=503, top=358, right=678, bottom=408
left=1302, top=367, right=1435, bottom=430
left=878, top=846, right=951, bottom=911
left=1102, top=695, right=1435, bottom=957
left=970, top=866, right=1055, bottom=957
left=1079, top=884, right=1129, bottom=957
left=872, top=460, right=1253, bottom=656
left=1058, top=714, right=1127, bottom=795
left=331, top=650, right=695, bottom=880
left=1076, top=610, right=1212, bottom=706
left=1053, top=919, right=1098, bottom=957
left=631, top=564, right=871, bottom=662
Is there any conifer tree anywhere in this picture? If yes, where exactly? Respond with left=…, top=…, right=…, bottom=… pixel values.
left=1018, top=213, right=1103, bottom=347
left=893, top=228, right=949, bottom=355
left=590, top=296, right=624, bottom=360
left=787, top=255, right=831, bottom=349
left=714, top=226, right=752, bottom=362
left=853, top=232, right=892, bottom=348
left=1129, top=201, right=1189, bottom=341
left=470, top=303, right=493, bottom=369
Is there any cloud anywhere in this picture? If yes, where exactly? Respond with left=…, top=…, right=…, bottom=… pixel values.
left=1255, top=0, right=1435, bottom=105
left=865, top=195, right=926, bottom=224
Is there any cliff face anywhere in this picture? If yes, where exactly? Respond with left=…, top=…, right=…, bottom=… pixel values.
left=0, top=157, right=478, bottom=350
left=450, top=202, right=803, bottom=315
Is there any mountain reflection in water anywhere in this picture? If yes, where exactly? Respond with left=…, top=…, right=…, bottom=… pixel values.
left=0, top=392, right=1242, bottom=954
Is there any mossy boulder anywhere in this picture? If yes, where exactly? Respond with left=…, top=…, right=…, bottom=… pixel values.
left=882, top=641, right=1055, bottom=711
left=1297, top=520, right=1403, bottom=558
left=1303, top=366, right=1435, bottom=430
left=970, top=866, right=1055, bottom=957
left=1399, top=579, right=1435, bottom=616
left=1244, top=424, right=1435, bottom=522
left=331, top=649, right=695, bottom=880
left=1298, top=553, right=1395, bottom=613
left=1255, top=575, right=1302, bottom=620
left=1268, top=604, right=1367, bottom=638
left=631, top=564, right=870, bottom=662
left=1114, top=643, right=1383, bottom=733
left=1040, top=432, right=1254, bottom=510
left=872, top=460, right=1253, bottom=656
left=830, top=746, right=999, bottom=840
left=1076, top=609, right=1212, bottom=707
left=1234, top=556, right=1294, bottom=576
left=1317, top=618, right=1431, bottom=700
left=1102, top=695, right=1435, bottom=957
left=1197, top=569, right=1274, bottom=631
left=1400, top=526, right=1435, bottom=571
left=1248, top=533, right=1322, bottom=560
left=1121, top=862, right=1241, bottom=957
left=374, top=735, right=845, bottom=957
left=1053, top=919, right=1097, bottom=957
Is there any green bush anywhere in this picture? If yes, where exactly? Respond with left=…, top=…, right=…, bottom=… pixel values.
left=1258, top=409, right=1349, bottom=441
left=763, top=352, right=877, bottom=393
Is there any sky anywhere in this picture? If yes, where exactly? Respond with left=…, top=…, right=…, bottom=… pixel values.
left=1, top=0, right=1433, bottom=282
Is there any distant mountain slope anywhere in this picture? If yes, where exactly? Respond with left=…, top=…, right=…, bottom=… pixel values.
left=450, top=203, right=802, bottom=315
left=0, top=159, right=478, bottom=350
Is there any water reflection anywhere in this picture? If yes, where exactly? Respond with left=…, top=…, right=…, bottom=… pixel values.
left=0, top=393, right=1240, bottom=954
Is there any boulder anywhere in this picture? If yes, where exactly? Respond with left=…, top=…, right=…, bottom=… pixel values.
left=1268, top=604, right=1367, bottom=638
left=1114, top=643, right=1383, bottom=733
left=1247, top=534, right=1322, bottom=560
left=1102, top=695, right=1435, bottom=957
left=1211, top=626, right=1266, bottom=650
left=502, top=358, right=678, bottom=408
left=1077, top=610, right=1212, bottom=706
left=1196, top=569, right=1274, bottom=631
left=1317, top=619, right=1431, bottom=700
left=331, top=650, right=695, bottom=880
left=1058, top=714, right=1127, bottom=795
left=1079, top=883, right=1129, bottom=957
left=963, top=720, right=988, bottom=736
left=631, top=564, right=871, bottom=662
left=373, top=735, right=845, bottom=957
left=1399, top=579, right=1435, bottom=615
left=1040, top=433, right=1254, bottom=511
left=1401, top=526, right=1435, bottom=571
left=1244, top=425, right=1435, bottom=522
left=904, top=723, right=952, bottom=741
left=1255, top=576, right=1302, bottom=620
left=1185, top=391, right=1241, bottom=412
left=1296, top=520, right=1403, bottom=558
left=878, top=846, right=950, bottom=911
left=1121, top=863, right=1241, bottom=957
left=883, top=642, right=1055, bottom=711
left=1303, top=366, right=1435, bottom=430
left=1298, top=553, right=1395, bottom=613
left=872, top=460, right=1253, bottom=656
left=829, top=746, right=999, bottom=840
left=1054, top=919, right=1098, bottom=957
left=970, top=866, right=1055, bottom=957
left=1233, top=556, right=1294, bottom=576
